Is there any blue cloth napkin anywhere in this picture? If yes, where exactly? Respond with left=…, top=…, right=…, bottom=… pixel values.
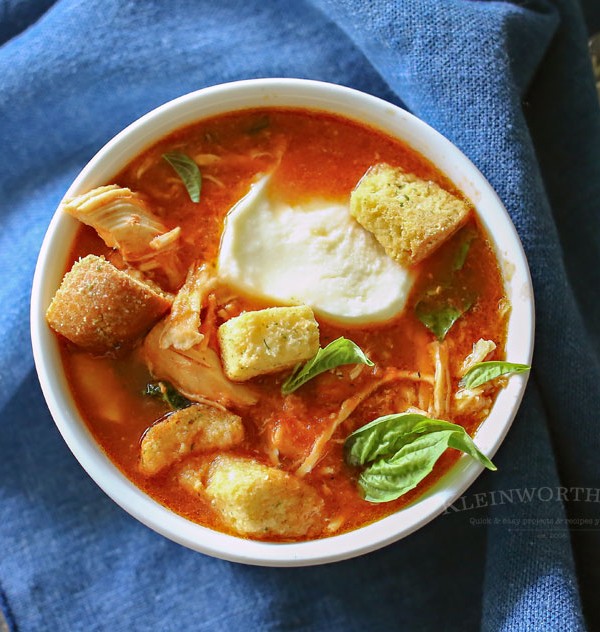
left=1, top=0, right=599, bottom=630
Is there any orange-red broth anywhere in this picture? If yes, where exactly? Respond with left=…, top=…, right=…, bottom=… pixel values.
left=60, top=109, right=507, bottom=541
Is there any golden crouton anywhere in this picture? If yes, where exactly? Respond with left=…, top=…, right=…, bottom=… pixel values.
left=139, top=403, right=244, bottom=475
left=46, top=255, right=171, bottom=353
left=217, top=306, right=320, bottom=381
left=179, top=455, right=323, bottom=538
left=350, top=163, right=471, bottom=266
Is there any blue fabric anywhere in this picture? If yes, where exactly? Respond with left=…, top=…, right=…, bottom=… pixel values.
left=1, top=0, right=598, bottom=629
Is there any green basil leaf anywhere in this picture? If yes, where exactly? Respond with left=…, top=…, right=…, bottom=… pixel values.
left=447, top=429, right=496, bottom=470
left=415, top=298, right=472, bottom=341
left=281, top=336, right=374, bottom=395
left=414, top=226, right=476, bottom=339
left=143, top=381, right=191, bottom=410
left=163, top=152, right=202, bottom=203
left=460, top=361, right=531, bottom=389
left=452, top=229, right=475, bottom=271
left=359, top=430, right=456, bottom=502
left=345, top=413, right=433, bottom=466
left=344, top=412, right=496, bottom=503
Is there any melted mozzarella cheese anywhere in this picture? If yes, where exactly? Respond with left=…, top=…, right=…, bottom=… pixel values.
left=217, top=176, right=413, bottom=325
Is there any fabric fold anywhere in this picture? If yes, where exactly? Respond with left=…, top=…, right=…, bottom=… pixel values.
left=0, top=0, right=57, bottom=46
left=480, top=385, right=585, bottom=632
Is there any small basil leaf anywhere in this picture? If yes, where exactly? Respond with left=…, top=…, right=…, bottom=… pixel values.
left=281, top=336, right=374, bottom=395
left=344, top=412, right=496, bottom=503
left=415, top=298, right=471, bottom=341
left=143, top=381, right=191, bottom=410
left=163, top=152, right=202, bottom=203
left=415, top=226, right=476, bottom=339
left=460, top=361, right=530, bottom=389
left=452, top=229, right=475, bottom=271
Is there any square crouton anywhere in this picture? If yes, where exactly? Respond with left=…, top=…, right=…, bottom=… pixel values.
left=46, top=254, right=171, bottom=353
left=350, top=163, right=471, bottom=266
left=179, top=455, right=323, bottom=538
left=217, top=305, right=319, bottom=381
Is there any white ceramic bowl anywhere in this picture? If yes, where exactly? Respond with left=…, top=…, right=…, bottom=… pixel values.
left=31, top=78, right=534, bottom=566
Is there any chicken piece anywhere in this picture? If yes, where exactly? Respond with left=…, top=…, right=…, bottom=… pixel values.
left=460, top=338, right=497, bottom=375
left=139, top=403, right=244, bottom=475
left=453, top=387, right=493, bottom=417
left=179, top=455, right=324, bottom=538
left=46, top=255, right=171, bottom=353
left=431, top=340, right=451, bottom=419
left=454, top=339, right=497, bottom=417
left=142, top=319, right=258, bottom=408
left=159, top=264, right=217, bottom=351
left=61, top=185, right=183, bottom=287
left=263, top=394, right=312, bottom=464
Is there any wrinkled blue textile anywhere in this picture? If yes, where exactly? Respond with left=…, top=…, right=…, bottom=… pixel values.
left=1, top=0, right=599, bottom=630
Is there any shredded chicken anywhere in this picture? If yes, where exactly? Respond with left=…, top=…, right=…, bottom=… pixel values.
left=261, top=395, right=313, bottom=464
left=62, top=185, right=183, bottom=287
left=431, top=341, right=451, bottom=419
left=453, top=387, right=493, bottom=417
left=498, top=297, right=511, bottom=319
left=388, top=369, right=434, bottom=385
left=203, top=174, right=225, bottom=188
left=249, top=150, right=276, bottom=160
left=144, top=179, right=184, bottom=201
left=263, top=441, right=280, bottom=466
left=159, top=264, right=217, bottom=351
left=134, top=155, right=156, bottom=180
left=394, top=382, right=419, bottom=411
left=417, top=383, right=431, bottom=412
left=442, top=338, right=497, bottom=416
left=405, top=406, right=430, bottom=416
left=460, top=338, right=496, bottom=376
left=296, top=368, right=433, bottom=477
left=349, top=364, right=365, bottom=381
left=326, top=515, right=345, bottom=533
left=149, top=227, right=181, bottom=251
left=192, top=153, right=221, bottom=166
left=143, top=319, right=258, bottom=408
left=296, top=381, right=383, bottom=477
left=412, top=326, right=434, bottom=414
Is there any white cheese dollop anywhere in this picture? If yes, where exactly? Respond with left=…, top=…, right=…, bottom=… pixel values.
left=217, top=176, right=413, bottom=325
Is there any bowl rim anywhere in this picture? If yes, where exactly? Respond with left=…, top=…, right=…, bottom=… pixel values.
left=30, top=77, right=535, bottom=567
